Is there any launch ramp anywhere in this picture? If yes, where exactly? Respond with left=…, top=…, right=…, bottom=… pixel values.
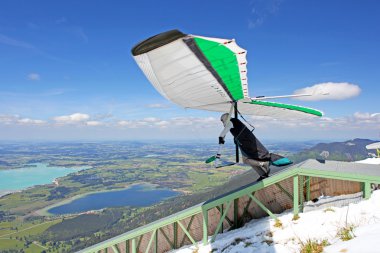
left=78, top=159, right=380, bottom=253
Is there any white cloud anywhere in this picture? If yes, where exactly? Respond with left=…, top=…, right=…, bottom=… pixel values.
left=171, top=117, right=193, bottom=126
left=86, top=121, right=103, bottom=126
left=117, top=120, right=148, bottom=128
left=1, top=112, right=379, bottom=140
left=118, top=120, right=130, bottom=126
left=196, top=117, right=219, bottom=124
left=173, top=116, right=218, bottom=124
left=146, top=103, right=170, bottom=109
left=27, top=73, right=40, bottom=81
left=0, top=115, right=46, bottom=125
left=353, top=112, right=380, bottom=121
left=154, top=120, right=169, bottom=128
left=0, top=114, right=19, bottom=125
left=53, top=113, right=90, bottom=123
left=18, top=118, right=45, bottom=125
left=292, top=82, right=361, bottom=101
left=93, top=113, right=113, bottom=120
left=143, top=117, right=159, bottom=122
left=116, top=116, right=221, bottom=130
left=249, top=111, right=380, bottom=131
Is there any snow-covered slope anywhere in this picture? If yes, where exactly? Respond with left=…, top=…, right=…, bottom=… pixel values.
left=171, top=190, right=380, bottom=253
left=355, top=157, right=380, bottom=165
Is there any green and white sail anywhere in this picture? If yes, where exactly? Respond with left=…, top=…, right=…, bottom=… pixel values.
left=132, top=30, right=323, bottom=119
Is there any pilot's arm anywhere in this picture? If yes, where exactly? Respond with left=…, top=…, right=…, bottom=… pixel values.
left=219, top=120, right=233, bottom=144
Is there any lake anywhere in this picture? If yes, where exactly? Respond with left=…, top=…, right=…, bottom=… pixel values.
left=0, top=163, right=89, bottom=192
left=47, top=184, right=180, bottom=215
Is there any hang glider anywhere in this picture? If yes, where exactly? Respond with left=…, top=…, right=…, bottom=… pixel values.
left=132, top=30, right=323, bottom=119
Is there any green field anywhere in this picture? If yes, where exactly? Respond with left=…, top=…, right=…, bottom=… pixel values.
left=0, top=218, right=63, bottom=252
left=0, top=142, right=259, bottom=252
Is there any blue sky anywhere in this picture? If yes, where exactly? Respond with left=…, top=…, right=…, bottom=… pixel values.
left=0, top=0, right=379, bottom=141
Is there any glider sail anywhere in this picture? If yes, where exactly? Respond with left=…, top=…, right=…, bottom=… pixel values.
left=132, top=29, right=323, bottom=119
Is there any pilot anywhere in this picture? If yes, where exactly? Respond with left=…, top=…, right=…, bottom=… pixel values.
left=219, top=113, right=270, bottom=181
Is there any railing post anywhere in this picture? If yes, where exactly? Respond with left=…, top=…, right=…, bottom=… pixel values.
left=137, top=236, right=143, bottom=252
left=363, top=181, right=371, bottom=199
left=305, top=176, right=311, bottom=202
left=154, top=230, right=158, bottom=253
left=234, top=198, right=239, bottom=229
left=173, top=222, right=178, bottom=249
left=131, top=238, right=136, bottom=253
left=126, top=240, right=130, bottom=253
left=202, top=209, right=208, bottom=245
left=220, top=204, right=224, bottom=233
left=293, top=176, right=299, bottom=215
left=299, top=176, right=304, bottom=213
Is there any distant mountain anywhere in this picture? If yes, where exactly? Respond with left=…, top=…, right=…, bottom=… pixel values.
left=289, top=138, right=378, bottom=163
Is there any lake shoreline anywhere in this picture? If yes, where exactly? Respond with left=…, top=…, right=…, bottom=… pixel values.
left=35, top=182, right=168, bottom=216
left=0, top=163, right=92, bottom=193
left=0, top=189, right=20, bottom=198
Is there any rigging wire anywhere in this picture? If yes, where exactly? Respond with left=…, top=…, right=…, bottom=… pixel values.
left=236, top=108, right=255, bottom=131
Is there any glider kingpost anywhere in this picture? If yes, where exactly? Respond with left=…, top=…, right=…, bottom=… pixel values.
left=131, top=29, right=323, bottom=119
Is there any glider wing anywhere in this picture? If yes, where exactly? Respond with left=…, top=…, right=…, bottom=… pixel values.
left=132, top=30, right=323, bottom=119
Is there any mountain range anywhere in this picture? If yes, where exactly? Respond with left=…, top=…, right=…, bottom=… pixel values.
left=289, top=138, right=378, bottom=163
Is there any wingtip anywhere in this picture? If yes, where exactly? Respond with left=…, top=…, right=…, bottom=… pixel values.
left=131, top=29, right=186, bottom=56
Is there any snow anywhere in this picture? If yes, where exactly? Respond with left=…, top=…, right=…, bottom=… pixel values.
left=355, top=158, right=380, bottom=165
left=324, top=222, right=380, bottom=253
left=171, top=190, right=380, bottom=253
left=303, top=192, right=363, bottom=212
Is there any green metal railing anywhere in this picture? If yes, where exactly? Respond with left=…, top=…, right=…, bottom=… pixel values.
left=78, top=163, right=380, bottom=253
